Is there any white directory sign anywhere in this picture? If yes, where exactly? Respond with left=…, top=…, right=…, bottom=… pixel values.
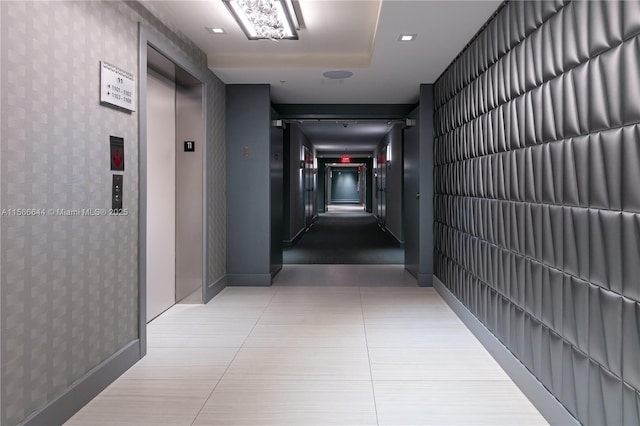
left=100, top=61, right=135, bottom=111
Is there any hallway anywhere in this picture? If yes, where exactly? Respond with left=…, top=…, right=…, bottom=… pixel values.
left=283, top=205, right=404, bottom=265
left=66, top=266, right=546, bottom=426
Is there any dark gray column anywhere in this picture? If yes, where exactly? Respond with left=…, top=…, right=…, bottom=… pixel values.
left=418, top=84, right=434, bottom=286
left=226, top=85, right=272, bottom=285
left=403, top=85, right=434, bottom=286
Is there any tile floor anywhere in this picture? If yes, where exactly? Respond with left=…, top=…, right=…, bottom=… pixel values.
left=66, top=265, right=548, bottom=426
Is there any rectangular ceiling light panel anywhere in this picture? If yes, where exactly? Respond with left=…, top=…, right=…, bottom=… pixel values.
left=223, top=0, right=299, bottom=40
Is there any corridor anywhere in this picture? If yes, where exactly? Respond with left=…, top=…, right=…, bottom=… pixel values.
left=66, top=266, right=546, bottom=426
left=284, top=205, right=404, bottom=264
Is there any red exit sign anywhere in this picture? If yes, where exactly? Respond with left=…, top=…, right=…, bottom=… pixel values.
left=340, top=155, right=351, bottom=163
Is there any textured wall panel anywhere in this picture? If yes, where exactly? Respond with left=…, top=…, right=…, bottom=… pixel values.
left=0, top=1, right=226, bottom=425
left=433, top=1, right=640, bottom=424
left=206, top=75, right=226, bottom=287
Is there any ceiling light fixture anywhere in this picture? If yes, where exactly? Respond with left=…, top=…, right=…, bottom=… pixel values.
left=398, top=34, right=416, bottom=42
left=207, top=27, right=226, bottom=34
left=222, top=0, right=299, bottom=40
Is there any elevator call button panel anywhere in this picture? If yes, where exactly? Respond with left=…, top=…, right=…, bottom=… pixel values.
left=112, top=175, right=123, bottom=211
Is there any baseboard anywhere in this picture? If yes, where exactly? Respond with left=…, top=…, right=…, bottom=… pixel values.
left=433, top=276, right=579, bottom=426
left=383, top=227, right=404, bottom=246
left=226, top=273, right=272, bottom=286
left=177, top=287, right=201, bottom=304
left=271, top=263, right=283, bottom=278
left=205, top=275, right=226, bottom=303
left=283, top=227, right=306, bottom=248
left=417, top=272, right=433, bottom=286
left=20, top=340, right=140, bottom=426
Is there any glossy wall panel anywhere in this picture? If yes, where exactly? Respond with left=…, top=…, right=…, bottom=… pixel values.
left=433, top=1, right=640, bottom=424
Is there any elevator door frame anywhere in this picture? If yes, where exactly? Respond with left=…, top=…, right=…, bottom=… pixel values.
left=138, top=24, right=210, bottom=357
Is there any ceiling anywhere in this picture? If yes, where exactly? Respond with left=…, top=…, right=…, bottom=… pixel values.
left=297, top=121, right=394, bottom=152
left=142, top=0, right=501, bottom=153
left=143, top=0, right=502, bottom=104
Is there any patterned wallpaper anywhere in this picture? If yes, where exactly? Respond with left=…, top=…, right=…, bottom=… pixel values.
left=433, top=1, right=640, bottom=425
left=0, top=1, right=226, bottom=425
left=206, top=74, right=226, bottom=287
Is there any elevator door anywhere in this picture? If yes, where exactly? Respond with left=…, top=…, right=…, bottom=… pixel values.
left=146, top=48, right=204, bottom=322
left=175, top=78, right=203, bottom=303
left=146, top=67, right=176, bottom=321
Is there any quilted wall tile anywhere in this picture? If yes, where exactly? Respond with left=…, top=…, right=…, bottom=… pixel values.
left=561, top=343, right=590, bottom=423
left=623, top=385, right=640, bottom=426
left=622, top=299, right=640, bottom=391
left=434, top=1, right=640, bottom=423
left=588, top=361, right=623, bottom=426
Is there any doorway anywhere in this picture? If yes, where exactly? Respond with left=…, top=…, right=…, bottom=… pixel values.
left=144, top=45, right=205, bottom=323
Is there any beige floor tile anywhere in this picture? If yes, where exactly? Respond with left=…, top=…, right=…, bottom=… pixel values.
left=147, top=321, right=256, bottom=348
left=69, top=267, right=547, bottom=426
left=360, top=286, right=441, bottom=297
left=150, top=304, right=266, bottom=325
left=364, top=324, right=482, bottom=348
left=124, top=347, right=238, bottom=381
left=275, top=285, right=362, bottom=295
left=374, top=381, right=548, bottom=425
left=362, top=306, right=462, bottom=323
left=65, top=379, right=216, bottom=426
left=369, top=347, right=510, bottom=380
left=224, top=346, right=372, bottom=380
left=360, top=290, right=450, bottom=305
left=258, top=305, right=365, bottom=326
left=244, top=323, right=367, bottom=348
left=193, top=380, right=377, bottom=425
left=206, top=286, right=277, bottom=308
left=269, top=288, right=363, bottom=307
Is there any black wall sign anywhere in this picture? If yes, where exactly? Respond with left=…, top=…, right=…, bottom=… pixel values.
left=184, top=141, right=195, bottom=152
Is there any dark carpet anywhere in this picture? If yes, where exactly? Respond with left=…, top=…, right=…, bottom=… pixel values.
left=283, top=212, right=404, bottom=264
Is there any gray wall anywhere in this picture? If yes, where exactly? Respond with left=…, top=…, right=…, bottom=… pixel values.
left=418, top=85, right=434, bottom=286
left=403, top=106, right=420, bottom=279
left=433, top=1, right=640, bottom=424
left=226, top=85, right=272, bottom=285
left=270, top=109, right=283, bottom=276
left=403, top=87, right=434, bottom=286
left=331, top=169, right=360, bottom=203
left=376, top=124, right=403, bottom=243
left=205, top=65, right=226, bottom=295
left=284, top=124, right=314, bottom=243
left=0, top=2, right=226, bottom=425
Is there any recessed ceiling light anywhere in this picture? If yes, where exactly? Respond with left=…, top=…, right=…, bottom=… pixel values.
left=399, top=34, right=416, bottom=42
left=206, top=27, right=226, bottom=34
left=322, top=70, right=354, bottom=79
